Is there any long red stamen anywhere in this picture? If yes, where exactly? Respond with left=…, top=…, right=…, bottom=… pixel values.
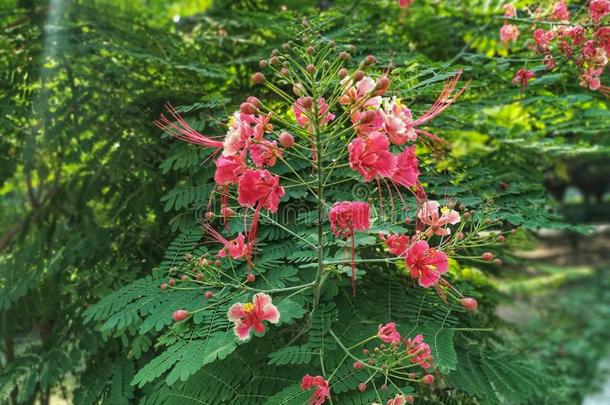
left=154, top=103, right=225, bottom=149
left=412, top=71, right=468, bottom=127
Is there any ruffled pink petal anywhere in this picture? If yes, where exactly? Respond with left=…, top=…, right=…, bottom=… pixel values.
left=227, top=303, right=246, bottom=322
left=233, top=320, right=252, bottom=341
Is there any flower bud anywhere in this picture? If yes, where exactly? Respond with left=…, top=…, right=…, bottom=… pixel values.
left=359, top=110, right=377, bottom=124
left=252, top=72, right=266, bottom=84
left=270, top=56, right=279, bottom=65
left=405, top=395, right=415, bottom=404
left=301, top=96, right=313, bottom=109
left=405, top=217, right=412, bottom=225
left=240, top=102, right=258, bottom=115
left=168, top=278, right=176, bottom=286
left=282, top=42, right=290, bottom=51
left=353, top=361, right=364, bottom=369
left=247, top=96, right=261, bottom=107
left=271, top=49, right=278, bottom=57
left=374, top=76, right=390, bottom=95
left=358, top=383, right=366, bottom=392
left=362, top=349, right=369, bottom=355
left=322, top=60, right=330, bottom=68
left=195, top=272, right=204, bottom=281
left=353, top=70, right=365, bottom=82
left=180, top=274, right=188, bottom=280
left=160, top=283, right=168, bottom=290
left=280, top=67, right=289, bottom=76
left=481, top=252, right=494, bottom=261
left=328, top=40, right=336, bottom=48
left=494, top=258, right=503, bottom=267
left=339, top=52, right=350, bottom=61
left=498, top=235, right=505, bottom=242
left=204, top=211, right=215, bottom=221
left=258, top=59, right=268, bottom=68
left=184, top=253, right=193, bottom=261
left=279, top=132, right=295, bottom=148
left=306, top=64, right=315, bottom=74
left=172, top=309, right=190, bottom=322
left=347, top=44, right=356, bottom=53
left=380, top=384, right=388, bottom=391
left=292, top=83, right=304, bottom=96
left=199, top=257, right=209, bottom=266
left=408, top=373, right=417, bottom=379
left=338, top=68, right=348, bottom=78
left=457, top=231, right=465, bottom=240
left=422, top=374, right=435, bottom=384
left=499, top=181, right=510, bottom=190
left=204, top=291, right=214, bottom=299
left=364, top=55, right=376, bottom=65
left=460, top=297, right=478, bottom=311
left=246, top=273, right=256, bottom=283
left=214, top=259, right=221, bottom=266
left=306, top=46, right=315, bottom=55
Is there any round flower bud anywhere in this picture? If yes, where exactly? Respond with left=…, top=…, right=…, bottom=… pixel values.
left=338, top=68, right=348, bottom=78
left=292, top=83, right=304, bottom=96
left=204, top=291, right=214, bottom=299
left=301, top=96, right=313, bottom=109
left=270, top=56, right=279, bottom=65
left=405, top=395, right=415, bottom=404
left=240, top=102, right=258, bottom=115
left=306, top=46, right=315, bottom=55
left=251, top=72, right=266, bottom=84
left=322, top=60, right=330, bottom=68
left=204, top=211, right=215, bottom=221
left=460, top=297, right=478, bottom=311
left=184, top=253, right=193, bottom=261
left=494, top=258, right=504, bottom=267
left=422, top=374, right=435, bottom=384
left=214, top=259, right=222, bottom=266
left=328, top=40, right=336, bottom=48
left=168, top=278, right=176, bottom=286
left=180, top=274, right=188, bottom=281
left=374, top=76, right=390, bottom=95
left=358, top=383, right=366, bottom=392
left=271, top=48, right=278, bottom=56
left=195, top=272, right=204, bottom=281
left=172, top=309, right=190, bottom=322
left=199, top=257, right=208, bottom=266
left=405, top=217, right=412, bottom=224
left=246, top=273, right=256, bottom=283
left=339, top=52, right=351, bottom=61
left=282, top=42, right=290, bottom=51
left=364, top=55, right=376, bottom=65
left=353, top=361, right=364, bottom=370
left=280, top=67, right=289, bottom=76
left=457, top=231, right=465, bottom=240
left=347, top=44, right=356, bottom=53
left=362, top=349, right=369, bottom=355
left=279, top=132, right=295, bottom=148
left=408, top=373, right=417, bottom=379
left=247, top=96, right=261, bottom=107
left=306, top=64, right=315, bottom=74
left=353, top=70, right=365, bottom=82
left=380, top=384, right=388, bottom=391
left=259, top=59, right=268, bottom=68
left=160, top=283, right=168, bottom=290
left=498, top=234, right=505, bottom=242
left=481, top=252, right=494, bottom=261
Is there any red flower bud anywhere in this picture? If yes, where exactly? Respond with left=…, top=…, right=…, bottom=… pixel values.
left=362, top=349, right=369, bottom=355
left=270, top=56, right=279, bottom=65
left=301, top=96, right=313, bottom=109
left=353, top=361, right=364, bottom=369
left=204, top=211, right=215, bottom=221
left=306, top=46, right=315, bottom=55
left=339, top=52, right=350, bottom=61
left=380, top=384, right=388, bottom=391
left=422, top=374, right=435, bottom=384
left=460, top=297, right=478, bottom=311
left=405, top=395, right=415, bottom=404
left=204, top=291, right=214, bottom=299
left=258, top=59, right=268, bottom=68
left=180, top=274, right=188, bottom=280
left=160, top=283, right=168, bottom=290
left=246, top=273, right=256, bottom=283
left=494, top=258, right=503, bottom=267
left=172, top=309, right=190, bottom=322
left=364, top=55, right=376, bottom=65
left=338, top=68, right=348, bottom=78
left=353, top=70, right=365, bottom=82
left=374, top=76, right=390, bottom=95
left=168, top=278, right=176, bottom=286
left=247, top=96, right=261, bottom=107
left=405, top=217, right=412, bottom=225
left=252, top=72, right=266, bottom=84
left=481, top=252, right=494, bottom=261
left=358, top=383, right=366, bottom=392
left=240, top=102, right=258, bottom=115
left=306, top=64, right=315, bottom=74
left=498, top=235, right=505, bottom=242
left=279, top=132, right=295, bottom=148
left=195, top=272, right=204, bottom=281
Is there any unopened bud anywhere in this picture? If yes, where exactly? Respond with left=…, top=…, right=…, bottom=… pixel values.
left=240, top=102, right=258, bottom=115
left=247, top=96, right=261, bottom=107
left=205, top=211, right=215, bottom=221
left=405, top=395, right=415, bottom=404
left=160, top=283, right=168, bottom=290
left=353, top=70, right=365, bottom=82
left=338, top=68, right=348, bottom=78
left=460, top=297, right=478, bottom=311
left=339, top=52, right=350, bottom=61
left=259, top=59, right=268, bottom=68
left=301, top=96, right=313, bottom=109
left=358, top=383, right=366, bottom=392
left=494, top=258, right=503, bottom=267
left=346, top=44, right=356, bottom=53
left=374, top=76, right=390, bottom=95
left=252, top=72, right=266, bottom=84
left=481, top=252, right=494, bottom=261
left=353, top=361, right=364, bottom=369
left=364, top=55, right=376, bottom=65
left=246, top=273, right=256, bottom=283
left=204, top=291, right=214, bottom=299
left=280, top=67, right=289, bottom=76
left=195, top=272, right=204, bottom=281
left=306, top=46, right=315, bottom=55
left=270, top=56, right=279, bottom=65
left=306, top=64, right=315, bottom=74
left=172, top=309, right=190, bottom=322
left=168, top=278, right=176, bottom=286
left=422, top=374, right=435, bottom=384
left=279, top=132, right=295, bottom=148
left=180, top=274, right=188, bottom=281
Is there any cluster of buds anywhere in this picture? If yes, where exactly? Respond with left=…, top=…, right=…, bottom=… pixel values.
left=501, top=1, right=610, bottom=93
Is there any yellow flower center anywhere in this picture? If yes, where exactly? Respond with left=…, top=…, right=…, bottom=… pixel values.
left=440, top=207, right=450, bottom=215
left=243, top=302, right=255, bottom=313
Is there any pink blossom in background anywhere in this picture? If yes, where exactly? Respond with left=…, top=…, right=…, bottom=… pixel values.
left=405, top=334, right=433, bottom=369
left=503, top=3, right=517, bottom=18
left=398, top=0, right=415, bottom=9
left=329, top=201, right=370, bottom=238
left=378, top=322, right=402, bottom=343
left=595, top=27, right=610, bottom=54
left=551, top=1, right=570, bottom=20
left=237, top=169, right=285, bottom=213
left=500, top=23, right=520, bottom=44
left=379, top=232, right=410, bottom=256
left=405, top=240, right=449, bottom=288
left=533, top=29, right=555, bottom=51
left=348, top=133, right=397, bottom=181
left=589, top=0, right=610, bottom=23
left=227, top=293, right=280, bottom=341
left=581, top=68, right=603, bottom=90
left=417, top=200, right=460, bottom=236
left=386, top=395, right=408, bottom=405
left=301, top=375, right=331, bottom=405
left=512, top=68, right=536, bottom=87
left=392, top=145, right=419, bottom=187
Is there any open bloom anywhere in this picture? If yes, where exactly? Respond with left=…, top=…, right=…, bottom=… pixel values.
left=348, top=133, right=397, bottom=182
left=512, top=68, right=535, bottom=87
left=392, top=145, right=419, bottom=187
left=293, top=97, right=335, bottom=129
left=418, top=201, right=460, bottom=236
left=379, top=233, right=410, bottom=256
left=581, top=68, right=603, bottom=90
left=204, top=225, right=252, bottom=262
left=227, top=293, right=280, bottom=341
left=214, top=154, right=246, bottom=185
left=590, top=0, right=610, bottom=23
left=329, top=201, right=370, bottom=238
left=380, top=98, right=417, bottom=144
left=237, top=169, right=285, bottom=213
left=533, top=29, right=554, bottom=51
left=339, top=76, right=382, bottom=109
left=551, top=1, right=570, bottom=20
left=378, top=322, right=402, bottom=343
left=405, top=334, right=433, bottom=369
left=405, top=240, right=448, bottom=288
left=500, top=23, right=520, bottom=44
left=301, top=375, right=330, bottom=405
left=503, top=4, right=516, bottom=18
left=249, top=140, right=282, bottom=168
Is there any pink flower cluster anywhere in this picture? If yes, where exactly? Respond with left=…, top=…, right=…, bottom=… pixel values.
left=301, top=375, right=331, bottom=405
left=500, top=4, right=520, bottom=45
left=507, top=0, right=610, bottom=93
left=378, top=322, right=434, bottom=369
left=342, top=72, right=465, bottom=188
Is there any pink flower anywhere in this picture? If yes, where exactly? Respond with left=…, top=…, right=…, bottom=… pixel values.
left=223, top=112, right=254, bottom=156
left=214, top=155, right=246, bottom=185
left=533, top=29, right=554, bottom=51
left=386, top=395, right=408, bottom=405
left=503, top=4, right=516, bottom=18
left=154, top=103, right=224, bottom=150
left=348, top=133, right=397, bottom=182
left=249, top=140, right=283, bottom=168
left=405, top=334, right=433, bottom=369
left=405, top=240, right=448, bottom=288
left=329, top=201, right=370, bottom=238
left=595, top=27, right=610, bottom=54
left=500, top=23, right=520, bottom=44
left=398, top=0, right=415, bottom=9
left=293, top=97, right=335, bottom=129
left=237, top=169, right=285, bottom=213
left=301, top=375, right=331, bottom=405
left=339, top=76, right=382, bottom=108
left=590, top=0, right=610, bottom=23
left=204, top=224, right=252, bottom=262
left=581, top=68, right=604, bottom=90
left=551, top=1, right=570, bottom=20
left=417, top=201, right=460, bottom=236
left=378, top=322, right=402, bottom=343
left=227, top=293, right=280, bottom=341
left=379, top=233, right=410, bottom=256
left=559, top=25, right=585, bottom=46
left=512, top=68, right=535, bottom=87
left=392, top=145, right=419, bottom=187
left=380, top=99, right=417, bottom=144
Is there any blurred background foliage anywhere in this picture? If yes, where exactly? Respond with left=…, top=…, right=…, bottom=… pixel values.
left=0, top=0, right=608, bottom=404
